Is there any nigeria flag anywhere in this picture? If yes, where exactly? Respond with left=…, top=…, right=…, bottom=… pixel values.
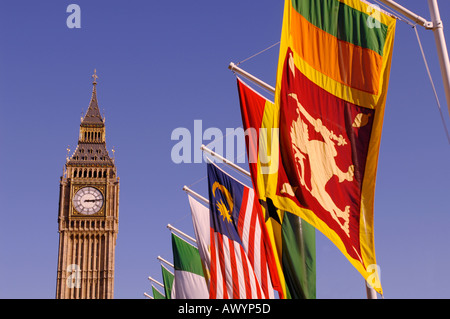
left=171, top=233, right=208, bottom=299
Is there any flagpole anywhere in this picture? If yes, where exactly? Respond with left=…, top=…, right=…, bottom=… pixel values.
left=182, top=185, right=209, bottom=205
left=148, top=276, right=164, bottom=288
left=157, top=255, right=174, bottom=268
left=167, top=224, right=197, bottom=244
left=143, top=292, right=153, bottom=299
left=228, top=62, right=276, bottom=94
left=366, top=281, right=378, bottom=299
left=376, top=0, right=432, bottom=28
left=378, top=0, right=450, bottom=118
left=201, top=144, right=251, bottom=177
left=428, top=0, right=450, bottom=118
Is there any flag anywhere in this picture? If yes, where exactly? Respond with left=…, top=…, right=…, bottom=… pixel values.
left=237, top=77, right=316, bottom=299
left=207, top=162, right=281, bottom=299
left=161, top=264, right=174, bottom=299
left=188, top=195, right=211, bottom=284
left=151, top=285, right=165, bottom=299
left=281, top=211, right=316, bottom=298
left=269, top=0, right=396, bottom=294
left=171, top=233, right=209, bottom=299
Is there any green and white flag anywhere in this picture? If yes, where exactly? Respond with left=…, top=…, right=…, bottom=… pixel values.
left=161, top=264, right=174, bottom=299
left=171, top=233, right=208, bottom=299
left=152, top=285, right=165, bottom=299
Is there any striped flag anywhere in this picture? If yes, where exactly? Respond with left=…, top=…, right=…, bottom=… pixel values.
left=207, top=162, right=281, bottom=299
left=151, top=285, right=165, bottom=299
left=171, top=233, right=209, bottom=299
left=161, top=264, right=174, bottom=299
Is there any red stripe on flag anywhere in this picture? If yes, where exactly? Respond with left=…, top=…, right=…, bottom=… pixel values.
left=228, top=237, right=240, bottom=298
left=239, top=244, right=252, bottom=298
left=247, top=197, right=257, bottom=266
left=216, top=232, right=228, bottom=299
left=237, top=187, right=249, bottom=238
left=209, top=228, right=217, bottom=299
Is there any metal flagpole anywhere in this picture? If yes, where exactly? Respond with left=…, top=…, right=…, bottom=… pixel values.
left=148, top=276, right=164, bottom=288
left=143, top=292, right=153, bottom=299
left=378, top=0, right=450, bottom=118
left=167, top=224, right=197, bottom=244
left=182, top=185, right=209, bottom=205
left=428, top=0, right=450, bottom=118
left=201, top=144, right=251, bottom=178
left=228, top=62, right=276, bottom=94
left=157, top=255, right=174, bottom=268
left=376, top=0, right=432, bottom=28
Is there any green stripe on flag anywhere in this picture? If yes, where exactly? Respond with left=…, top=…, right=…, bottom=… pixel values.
left=282, top=212, right=316, bottom=299
left=161, top=265, right=174, bottom=299
left=172, top=233, right=205, bottom=277
left=291, top=0, right=388, bottom=55
left=152, top=285, right=165, bottom=299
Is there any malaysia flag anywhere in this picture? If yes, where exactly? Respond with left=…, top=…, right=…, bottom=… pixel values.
left=207, top=162, right=279, bottom=299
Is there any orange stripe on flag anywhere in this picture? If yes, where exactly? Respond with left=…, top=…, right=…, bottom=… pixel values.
left=289, top=4, right=383, bottom=95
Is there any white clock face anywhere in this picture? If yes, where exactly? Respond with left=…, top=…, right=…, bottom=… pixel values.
left=73, top=187, right=104, bottom=215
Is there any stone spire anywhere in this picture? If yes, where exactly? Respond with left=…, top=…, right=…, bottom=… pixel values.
left=67, top=70, right=114, bottom=167
left=81, top=69, right=104, bottom=126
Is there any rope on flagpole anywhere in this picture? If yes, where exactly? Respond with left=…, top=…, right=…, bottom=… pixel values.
left=235, top=41, right=280, bottom=66
left=413, top=25, right=450, bottom=144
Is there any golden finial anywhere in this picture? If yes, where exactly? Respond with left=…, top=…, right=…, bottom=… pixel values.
left=92, top=69, right=98, bottom=84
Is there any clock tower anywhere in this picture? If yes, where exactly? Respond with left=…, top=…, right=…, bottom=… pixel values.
left=56, top=71, right=119, bottom=299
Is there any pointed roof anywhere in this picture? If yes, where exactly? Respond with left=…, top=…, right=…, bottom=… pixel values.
left=66, top=70, right=114, bottom=167
left=81, top=70, right=104, bottom=125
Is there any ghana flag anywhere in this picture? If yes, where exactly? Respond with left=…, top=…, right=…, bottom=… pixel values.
left=237, top=78, right=316, bottom=299
left=268, top=0, right=396, bottom=295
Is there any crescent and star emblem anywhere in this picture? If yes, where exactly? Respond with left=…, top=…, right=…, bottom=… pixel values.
left=212, top=182, right=233, bottom=223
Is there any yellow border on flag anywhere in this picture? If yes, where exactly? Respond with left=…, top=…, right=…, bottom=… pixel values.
left=270, top=0, right=397, bottom=295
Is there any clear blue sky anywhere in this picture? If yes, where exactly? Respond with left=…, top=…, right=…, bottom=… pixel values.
left=0, top=0, right=448, bottom=299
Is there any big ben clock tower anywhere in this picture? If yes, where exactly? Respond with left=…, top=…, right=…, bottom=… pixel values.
left=56, top=71, right=119, bottom=299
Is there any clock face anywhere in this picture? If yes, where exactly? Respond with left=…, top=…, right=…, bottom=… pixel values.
left=73, top=187, right=104, bottom=215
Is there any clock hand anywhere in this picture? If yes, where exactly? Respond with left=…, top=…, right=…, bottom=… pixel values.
left=84, top=199, right=102, bottom=202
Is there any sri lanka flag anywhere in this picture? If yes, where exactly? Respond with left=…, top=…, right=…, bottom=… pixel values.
left=268, top=0, right=396, bottom=295
left=207, top=162, right=281, bottom=299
